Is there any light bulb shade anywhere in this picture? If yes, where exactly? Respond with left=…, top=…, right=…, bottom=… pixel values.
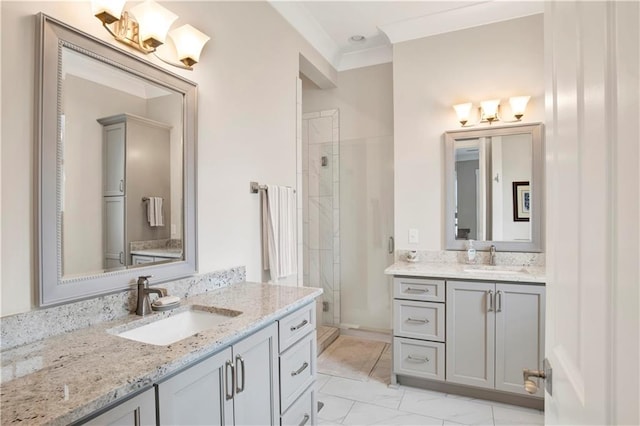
left=92, top=0, right=126, bottom=24
left=509, top=96, right=530, bottom=119
left=130, top=0, right=178, bottom=48
left=453, top=103, right=473, bottom=125
left=169, top=24, right=210, bottom=67
left=480, top=99, right=500, bottom=121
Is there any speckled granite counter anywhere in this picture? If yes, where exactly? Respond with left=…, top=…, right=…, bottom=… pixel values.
left=130, top=249, right=183, bottom=259
left=385, top=261, right=546, bottom=283
left=0, top=282, right=322, bottom=425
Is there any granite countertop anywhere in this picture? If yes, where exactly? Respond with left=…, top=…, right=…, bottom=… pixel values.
left=0, top=282, right=322, bottom=425
left=385, top=261, right=546, bottom=283
left=130, top=248, right=183, bottom=259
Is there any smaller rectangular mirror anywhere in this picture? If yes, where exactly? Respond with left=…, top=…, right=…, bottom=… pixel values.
left=445, top=123, right=543, bottom=252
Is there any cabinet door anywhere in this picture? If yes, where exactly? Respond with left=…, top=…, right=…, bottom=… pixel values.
left=232, top=323, right=279, bottom=426
left=494, top=283, right=545, bottom=396
left=103, top=122, right=126, bottom=196
left=104, top=197, right=125, bottom=269
left=157, top=347, right=233, bottom=425
left=446, top=281, right=495, bottom=389
left=85, top=388, right=155, bottom=425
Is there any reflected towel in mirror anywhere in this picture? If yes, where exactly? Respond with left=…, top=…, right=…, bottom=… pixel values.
left=146, top=196, right=164, bottom=227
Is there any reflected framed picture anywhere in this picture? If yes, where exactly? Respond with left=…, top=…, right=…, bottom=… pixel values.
left=512, top=181, right=531, bottom=222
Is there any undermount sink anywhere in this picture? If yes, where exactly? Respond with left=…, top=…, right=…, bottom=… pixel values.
left=111, top=306, right=242, bottom=346
left=464, top=268, right=521, bottom=274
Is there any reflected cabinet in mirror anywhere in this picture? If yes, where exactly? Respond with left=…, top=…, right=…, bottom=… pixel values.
left=36, top=14, right=197, bottom=306
left=445, top=123, right=543, bottom=252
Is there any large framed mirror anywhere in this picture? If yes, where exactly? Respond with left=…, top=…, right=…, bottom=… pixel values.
left=444, top=123, right=543, bottom=252
left=36, top=14, right=197, bottom=306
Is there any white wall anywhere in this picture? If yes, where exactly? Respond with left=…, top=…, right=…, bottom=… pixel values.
left=302, top=63, right=394, bottom=331
left=500, top=133, right=532, bottom=240
left=393, top=14, right=544, bottom=251
left=0, top=1, right=336, bottom=316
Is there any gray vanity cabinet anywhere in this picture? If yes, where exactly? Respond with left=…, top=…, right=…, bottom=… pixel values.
left=98, top=113, right=172, bottom=269
left=446, top=281, right=545, bottom=397
left=84, top=388, right=156, bottom=425
left=156, top=323, right=279, bottom=425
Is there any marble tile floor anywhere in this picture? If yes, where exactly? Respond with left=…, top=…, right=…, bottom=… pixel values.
left=316, top=338, right=544, bottom=426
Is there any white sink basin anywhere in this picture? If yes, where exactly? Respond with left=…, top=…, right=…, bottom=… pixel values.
left=113, top=307, right=241, bottom=346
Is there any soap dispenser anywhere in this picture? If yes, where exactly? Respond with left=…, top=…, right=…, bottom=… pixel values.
left=467, top=240, right=477, bottom=264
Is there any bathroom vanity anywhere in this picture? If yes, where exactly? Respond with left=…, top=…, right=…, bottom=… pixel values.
left=386, top=260, right=545, bottom=409
left=0, top=282, right=321, bottom=425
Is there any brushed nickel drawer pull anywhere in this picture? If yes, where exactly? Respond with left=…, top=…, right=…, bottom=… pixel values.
left=291, top=361, right=309, bottom=376
left=290, top=319, right=308, bottom=331
left=299, top=414, right=310, bottom=426
left=235, top=355, right=245, bottom=394
left=406, top=317, right=429, bottom=324
left=225, top=360, right=235, bottom=400
left=406, top=287, right=429, bottom=293
left=407, top=355, right=429, bottom=363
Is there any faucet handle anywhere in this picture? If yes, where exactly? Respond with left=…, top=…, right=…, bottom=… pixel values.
left=137, top=275, right=153, bottom=287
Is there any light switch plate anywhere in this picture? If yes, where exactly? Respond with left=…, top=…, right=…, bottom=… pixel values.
left=408, top=228, right=419, bottom=244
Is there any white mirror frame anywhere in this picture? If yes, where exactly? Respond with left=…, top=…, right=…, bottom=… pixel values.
left=36, top=13, right=198, bottom=306
left=444, top=122, right=544, bottom=252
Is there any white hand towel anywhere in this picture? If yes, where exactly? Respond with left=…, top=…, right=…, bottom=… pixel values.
left=264, top=185, right=297, bottom=282
left=147, top=197, right=164, bottom=227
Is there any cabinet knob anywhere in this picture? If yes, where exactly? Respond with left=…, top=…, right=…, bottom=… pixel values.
left=523, top=368, right=546, bottom=394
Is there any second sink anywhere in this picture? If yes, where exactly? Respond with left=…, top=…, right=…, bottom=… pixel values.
left=113, top=306, right=242, bottom=346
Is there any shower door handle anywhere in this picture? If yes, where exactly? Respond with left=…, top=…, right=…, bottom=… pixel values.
left=388, top=236, right=394, bottom=254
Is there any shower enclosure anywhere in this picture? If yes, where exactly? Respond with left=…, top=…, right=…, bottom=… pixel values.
left=300, top=109, right=341, bottom=326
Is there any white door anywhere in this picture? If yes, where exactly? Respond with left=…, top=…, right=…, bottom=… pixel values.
left=156, top=347, right=233, bottom=425
left=494, top=283, right=545, bottom=396
left=86, top=388, right=156, bottom=426
left=104, top=196, right=125, bottom=269
left=103, top=122, right=126, bottom=196
left=445, top=281, right=495, bottom=389
left=545, top=1, right=639, bottom=424
left=232, top=323, right=279, bottom=426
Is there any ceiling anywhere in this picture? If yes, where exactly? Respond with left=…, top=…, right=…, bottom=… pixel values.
left=269, top=1, right=544, bottom=71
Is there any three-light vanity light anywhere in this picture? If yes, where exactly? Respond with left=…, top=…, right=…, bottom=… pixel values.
left=453, top=96, right=530, bottom=127
left=91, top=0, right=210, bottom=70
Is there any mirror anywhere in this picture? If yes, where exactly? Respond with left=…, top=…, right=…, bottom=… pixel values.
left=444, top=123, right=543, bottom=252
left=36, top=14, right=197, bottom=306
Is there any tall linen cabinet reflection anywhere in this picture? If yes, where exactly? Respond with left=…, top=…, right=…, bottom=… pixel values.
left=98, top=113, right=172, bottom=269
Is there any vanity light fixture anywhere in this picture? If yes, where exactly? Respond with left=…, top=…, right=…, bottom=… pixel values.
left=480, top=99, right=500, bottom=124
left=453, top=103, right=473, bottom=126
left=452, top=96, right=531, bottom=127
left=92, top=0, right=210, bottom=70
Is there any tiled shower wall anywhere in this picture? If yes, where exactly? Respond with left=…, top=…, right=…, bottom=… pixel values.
left=301, top=109, right=340, bottom=326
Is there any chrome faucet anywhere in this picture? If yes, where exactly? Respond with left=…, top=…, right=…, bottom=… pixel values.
left=489, top=245, right=497, bottom=266
left=136, top=275, right=167, bottom=316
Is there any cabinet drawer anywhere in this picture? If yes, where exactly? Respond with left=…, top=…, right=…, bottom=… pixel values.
left=279, top=303, right=316, bottom=352
left=394, top=300, right=445, bottom=342
left=394, top=277, right=445, bottom=302
left=393, top=337, right=445, bottom=381
left=280, top=331, right=316, bottom=413
left=281, top=384, right=316, bottom=426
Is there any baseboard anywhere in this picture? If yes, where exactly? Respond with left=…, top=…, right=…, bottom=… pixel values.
left=396, top=375, right=544, bottom=411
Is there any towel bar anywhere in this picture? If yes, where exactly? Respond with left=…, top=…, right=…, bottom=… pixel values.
left=250, top=181, right=296, bottom=194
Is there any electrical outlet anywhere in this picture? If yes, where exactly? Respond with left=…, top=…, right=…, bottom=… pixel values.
left=408, top=228, right=419, bottom=244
